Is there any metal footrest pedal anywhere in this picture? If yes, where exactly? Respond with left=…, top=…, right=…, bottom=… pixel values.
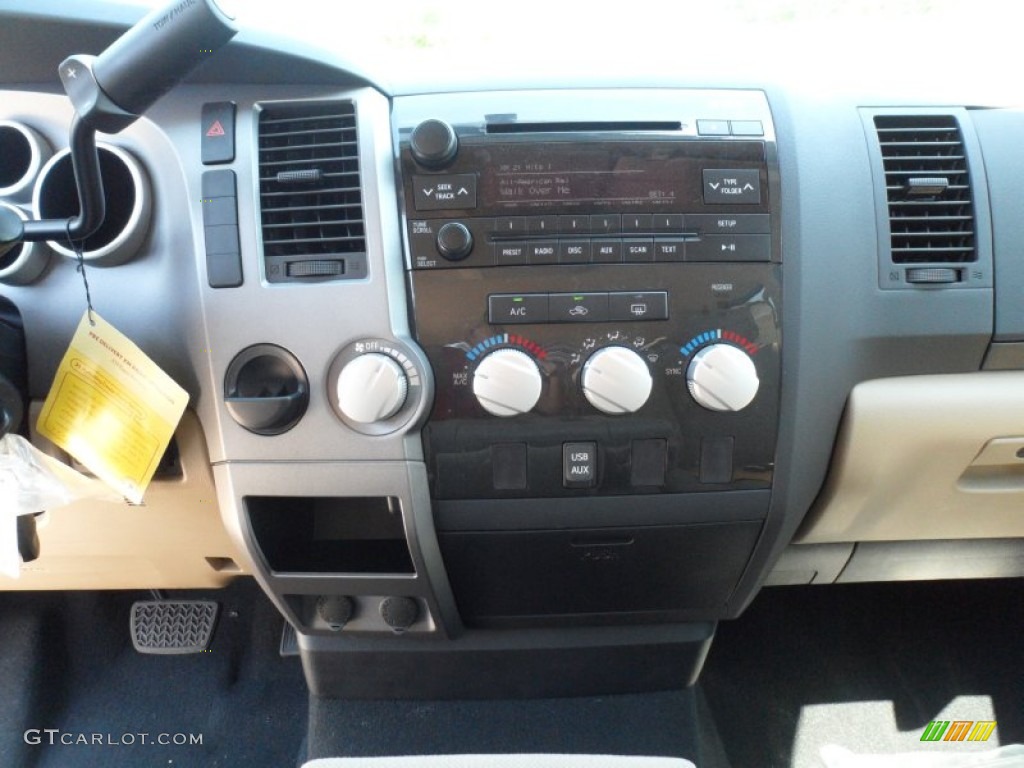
left=130, top=599, right=219, bottom=654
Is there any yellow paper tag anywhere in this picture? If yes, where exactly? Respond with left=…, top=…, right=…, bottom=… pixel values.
left=36, top=311, right=189, bottom=504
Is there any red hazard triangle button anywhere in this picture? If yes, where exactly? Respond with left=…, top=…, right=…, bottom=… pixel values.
left=202, top=102, right=235, bottom=164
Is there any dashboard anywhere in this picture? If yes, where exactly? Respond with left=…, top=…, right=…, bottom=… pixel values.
left=1, top=0, right=1023, bottom=699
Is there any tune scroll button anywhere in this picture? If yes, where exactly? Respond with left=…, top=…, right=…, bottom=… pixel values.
left=410, top=119, right=458, bottom=169
left=581, top=346, right=653, bottom=415
left=686, top=343, right=759, bottom=412
left=436, top=222, right=473, bottom=261
left=335, top=353, right=409, bottom=424
left=472, top=348, right=543, bottom=417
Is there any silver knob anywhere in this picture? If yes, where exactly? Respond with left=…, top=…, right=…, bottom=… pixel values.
left=336, top=353, right=409, bottom=423
left=581, top=346, right=653, bottom=415
left=686, top=343, right=759, bottom=412
left=472, top=348, right=542, bottom=417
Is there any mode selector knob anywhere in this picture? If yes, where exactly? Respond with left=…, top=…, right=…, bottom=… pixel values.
left=473, top=348, right=543, bottom=417
left=410, top=119, right=458, bottom=169
left=436, top=222, right=473, bottom=261
left=336, top=353, right=409, bottom=424
left=686, top=344, right=759, bottom=412
left=582, top=346, right=653, bottom=415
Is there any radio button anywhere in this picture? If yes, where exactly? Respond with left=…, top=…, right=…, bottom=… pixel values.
left=703, top=169, right=761, bottom=204
left=654, top=240, right=686, bottom=262
left=590, top=214, right=621, bottom=234
left=558, top=215, right=590, bottom=235
left=527, top=216, right=559, bottom=236
left=496, top=242, right=529, bottom=266
left=697, top=119, right=731, bottom=136
left=652, top=214, right=684, bottom=233
left=609, top=292, right=668, bottom=322
left=488, top=294, right=549, bottom=325
left=730, top=120, right=764, bottom=136
left=622, top=213, right=653, bottom=233
left=528, top=241, right=559, bottom=265
left=688, top=234, right=770, bottom=262
left=559, top=239, right=592, bottom=264
left=622, top=238, right=655, bottom=262
left=592, top=240, right=622, bottom=263
left=495, top=217, right=527, bottom=235
left=549, top=293, right=608, bottom=323
left=686, top=213, right=770, bottom=235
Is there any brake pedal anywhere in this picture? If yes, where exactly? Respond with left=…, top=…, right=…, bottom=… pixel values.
left=130, top=600, right=219, bottom=654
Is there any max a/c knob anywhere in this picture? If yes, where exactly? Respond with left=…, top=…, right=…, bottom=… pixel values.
left=436, top=222, right=473, bottom=261
left=581, top=346, right=653, bottom=415
left=686, top=343, right=759, bottom=412
left=410, top=119, right=458, bottom=169
left=336, top=353, right=408, bottom=424
left=472, top=348, right=543, bottom=417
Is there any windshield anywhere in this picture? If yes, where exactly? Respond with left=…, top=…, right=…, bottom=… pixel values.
left=106, top=0, right=1021, bottom=103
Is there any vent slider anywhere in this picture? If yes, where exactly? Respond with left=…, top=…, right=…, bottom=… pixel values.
left=905, top=177, right=949, bottom=196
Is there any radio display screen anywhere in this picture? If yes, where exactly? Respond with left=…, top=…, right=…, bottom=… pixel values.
left=472, top=140, right=765, bottom=213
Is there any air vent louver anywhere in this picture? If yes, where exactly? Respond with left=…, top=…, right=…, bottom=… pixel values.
left=874, top=115, right=975, bottom=264
left=258, top=101, right=365, bottom=282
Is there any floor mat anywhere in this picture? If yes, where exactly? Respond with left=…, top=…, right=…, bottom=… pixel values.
left=0, top=578, right=307, bottom=768
left=700, top=579, right=1024, bottom=768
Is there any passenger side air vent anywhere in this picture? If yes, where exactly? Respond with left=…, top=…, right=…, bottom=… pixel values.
left=874, top=115, right=975, bottom=268
left=257, top=101, right=367, bottom=283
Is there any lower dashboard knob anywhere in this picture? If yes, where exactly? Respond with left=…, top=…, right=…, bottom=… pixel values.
left=472, top=347, right=543, bottom=417
left=436, top=222, right=473, bottom=261
left=686, top=343, right=759, bottom=412
left=380, top=596, right=419, bottom=633
left=581, top=346, right=653, bottom=415
left=336, top=353, right=409, bottom=424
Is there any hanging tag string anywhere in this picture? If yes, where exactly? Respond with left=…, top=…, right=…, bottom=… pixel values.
left=66, top=220, right=95, bottom=326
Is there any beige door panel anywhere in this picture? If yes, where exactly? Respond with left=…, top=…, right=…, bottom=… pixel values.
left=0, top=405, right=247, bottom=590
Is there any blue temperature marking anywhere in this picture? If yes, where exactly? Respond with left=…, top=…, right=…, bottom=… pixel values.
left=466, top=334, right=510, bottom=361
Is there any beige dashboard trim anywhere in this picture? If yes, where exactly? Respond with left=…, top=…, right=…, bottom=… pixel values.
left=0, top=405, right=247, bottom=590
left=797, top=371, right=1024, bottom=544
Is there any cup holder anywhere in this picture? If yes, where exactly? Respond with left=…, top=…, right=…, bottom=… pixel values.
left=224, top=344, right=310, bottom=436
left=32, top=143, right=151, bottom=267
left=0, top=120, right=51, bottom=201
left=0, top=202, right=49, bottom=285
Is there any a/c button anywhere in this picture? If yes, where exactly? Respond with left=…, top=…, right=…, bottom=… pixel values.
left=488, top=294, right=549, bottom=324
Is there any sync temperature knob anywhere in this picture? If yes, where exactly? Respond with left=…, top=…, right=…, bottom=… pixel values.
left=472, top=348, right=543, bottom=417
left=686, top=344, right=759, bottom=412
left=335, top=353, right=409, bottom=424
left=581, top=346, right=653, bottom=415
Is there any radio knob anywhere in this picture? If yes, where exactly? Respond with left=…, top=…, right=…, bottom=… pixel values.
left=410, top=119, right=458, bottom=169
left=686, top=344, right=759, bottom=412
left=436, top=222, right=473, bottom=261
left=472, top=348, right=543, bottom=417
left=335, top=353, right=409, bottom=424
left=581, top=346, right=653, bottom=415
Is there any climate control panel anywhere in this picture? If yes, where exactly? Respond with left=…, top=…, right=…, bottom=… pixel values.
left=409, top=262, right=780, bottom=499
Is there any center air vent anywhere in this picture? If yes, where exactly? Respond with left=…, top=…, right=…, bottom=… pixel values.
left=874, top=114, right=975, bottom=267
left=257, top=101, right=367, bottom=283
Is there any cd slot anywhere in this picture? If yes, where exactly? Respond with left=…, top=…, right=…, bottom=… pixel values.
left=486, top=121, right=682, bottom=134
